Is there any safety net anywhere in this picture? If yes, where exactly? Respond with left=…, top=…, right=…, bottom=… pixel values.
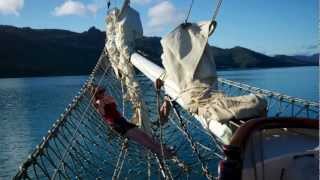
left=14, top=51, right=319, bottom=180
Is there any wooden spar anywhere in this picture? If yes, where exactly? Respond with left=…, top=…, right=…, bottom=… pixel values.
left=130, top=53, right=232, bottom=144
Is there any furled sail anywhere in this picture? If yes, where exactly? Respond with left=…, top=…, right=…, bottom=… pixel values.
left=106, top=4, right=151, bottom=132
left=160, top=21, right=267, bottom=143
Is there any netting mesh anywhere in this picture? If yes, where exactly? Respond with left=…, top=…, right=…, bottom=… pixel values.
left=15, top=53, right=319, bottom=180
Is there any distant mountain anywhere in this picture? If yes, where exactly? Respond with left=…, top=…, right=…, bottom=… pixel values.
left=211, top=46, right=314, bottom=69
left=0, top=25, right=105, bottom=77
left=292, top=54, right=319, bottom=65
left=0, top=25, right=316, bottom=78
left=137, top=39, right=316, bottom=69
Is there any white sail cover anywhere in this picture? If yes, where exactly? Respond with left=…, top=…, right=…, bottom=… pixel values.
left=162, top=22, right=217, bottom=95
left=161, top=21, right=267, bottom=130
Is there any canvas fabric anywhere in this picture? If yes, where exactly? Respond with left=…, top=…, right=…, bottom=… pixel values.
left=161, top=21, right=267, bottom=127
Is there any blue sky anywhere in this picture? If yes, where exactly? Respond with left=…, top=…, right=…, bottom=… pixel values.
left=0, top=0, right=317, bottom=55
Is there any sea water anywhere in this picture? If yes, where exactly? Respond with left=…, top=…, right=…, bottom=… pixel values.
left=0, top=66, right=318, bottom=178
left=218, top=66, right=318, bottom=101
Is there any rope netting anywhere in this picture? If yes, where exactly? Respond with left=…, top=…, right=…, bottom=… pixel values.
left=15, top=52, right=319, bottom=180
left=218, top=78, right=319, bottom=119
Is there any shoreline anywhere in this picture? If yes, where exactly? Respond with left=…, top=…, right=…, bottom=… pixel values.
left=0, top=65, right=318, bottom=79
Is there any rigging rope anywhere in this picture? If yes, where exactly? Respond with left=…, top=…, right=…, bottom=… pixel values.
left=107, top=0, right=111, bottom=9
left=184, top=0, right=224, bottom=24
left=14, top=51, right=319, bottom=179
left=183, top=0, right=224, bottom=29
left=13, top=1, right=319, bottom=178
left=184, top=0, right=194, bottom=23
left=212, top=0, right=224, bottom=22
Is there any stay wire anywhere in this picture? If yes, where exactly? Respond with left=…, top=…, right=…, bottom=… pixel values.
left=107, top=0, right=111, bottom=9
left=212, top=0, right=223, bottom=22
left=184, top=0, right=194, bottom=23
left=185, top=0, right=223, bottom=24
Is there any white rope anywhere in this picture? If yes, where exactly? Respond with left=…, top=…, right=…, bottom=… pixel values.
left=106, top=5, right=151, bottom=132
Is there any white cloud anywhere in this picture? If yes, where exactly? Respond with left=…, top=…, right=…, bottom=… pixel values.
left=0, top=0, right=24, bottom=16
left=132, top=0, right=151, bottom=5
left=87, top=3, right=99, bottom=15
left=147, top=1, right=184, bottom=33
left=53, top=0, right=100, bottom=16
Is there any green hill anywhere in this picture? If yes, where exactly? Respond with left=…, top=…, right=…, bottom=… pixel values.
left=0, top=25, right=316, bottom=78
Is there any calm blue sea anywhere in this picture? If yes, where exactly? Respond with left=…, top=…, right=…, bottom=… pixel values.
left=0, top=66, right=318, bottom=178
left=218, top=66, right=319, bottom=101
